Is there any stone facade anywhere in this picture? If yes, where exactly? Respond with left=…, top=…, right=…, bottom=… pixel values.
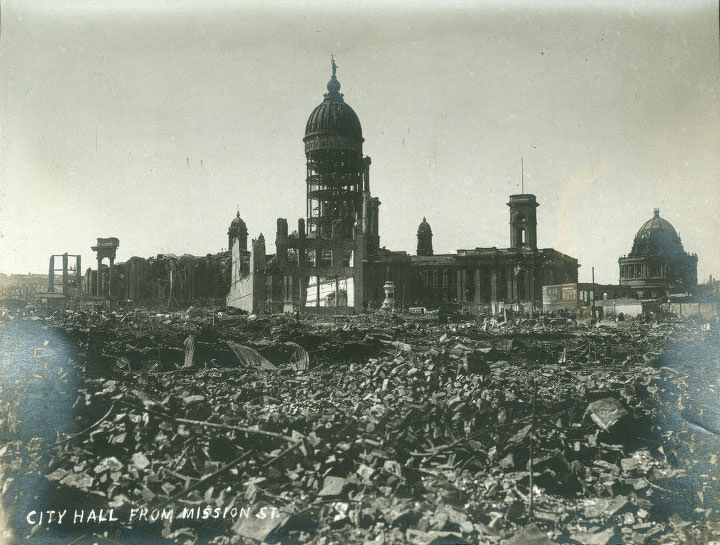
left=84, top=252, right=230, bottom=306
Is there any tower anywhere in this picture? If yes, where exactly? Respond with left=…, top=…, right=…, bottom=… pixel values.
left=417, top=217, right=433, bottom=256
left=91, top=237, right=119, bottom=297
left=303, top=57, right=370, bottom=239
left=228, top=212, right=248, bottom=252
left=507, top=194, right=538, bottom=250
left=251, top=234, right=266, bottom=272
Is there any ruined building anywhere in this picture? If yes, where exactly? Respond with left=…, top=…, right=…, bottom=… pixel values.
left=227, top=60, right=578, bottom=314
left=227, top=57, right=380, bottom=313
left=83, top=238, right=231, bottom=306
left=618, top=209, right=698, bottom=298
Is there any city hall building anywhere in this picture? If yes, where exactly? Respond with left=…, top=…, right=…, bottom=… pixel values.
left=226, top=61, right=578, bottom=314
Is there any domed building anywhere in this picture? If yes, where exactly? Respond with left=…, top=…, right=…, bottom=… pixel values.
left=618, top=209, right=697, bottom=298
left=227, top=58, right=382, bottom=312
left=303, top=56, right=377, bottom=246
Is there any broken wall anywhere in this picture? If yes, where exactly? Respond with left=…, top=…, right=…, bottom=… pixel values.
left=85, top=252, right=231, bottom=306
left=226, top=275, right=256, bottom=313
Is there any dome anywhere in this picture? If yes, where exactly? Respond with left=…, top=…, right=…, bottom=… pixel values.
left=417, top=217, right=433, bottom=236
left=630, top=209, right=684, bottom=256
left=305, top=100, right=362, bottom=139
left=228, top=212, right=247, bottom=233
left=304, top=57, right=362, bottom=140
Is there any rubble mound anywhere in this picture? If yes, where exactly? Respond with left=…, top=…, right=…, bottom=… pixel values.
left=30, top=309, right=720, bottom=544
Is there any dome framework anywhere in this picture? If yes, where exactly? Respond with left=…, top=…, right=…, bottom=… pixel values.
left=302, top=57, right=370, bottom=239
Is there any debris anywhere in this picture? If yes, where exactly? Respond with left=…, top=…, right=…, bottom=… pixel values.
left=569, top=527, right=617, bottom=545
left=285, top=341, right=310, bottom=371
left=94, top=456, right=123, bottom=473
left=183, top=334, right=196, bottom=368
left=232, top=506, right=288, bottom=542
left=583, top=496, right=630, bottom=518
left=319, top=476, right=349, bottom=497
left=34, top=309, right=715, bottom=544
left=585, top=398, right=630, bottom=431
left=503, top=523, right=554, bottom=545
left=131, top=452, right=150, bottom=470
left=225, top=341, right=278, bottom=370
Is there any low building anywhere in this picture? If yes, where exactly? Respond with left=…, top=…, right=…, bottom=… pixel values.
left=542, top=283, right=579, bottom=313
left=226, top=61, right=579, bottom=314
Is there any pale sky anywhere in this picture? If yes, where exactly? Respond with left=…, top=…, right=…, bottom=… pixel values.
left=1, top=0, right=718, bottom=284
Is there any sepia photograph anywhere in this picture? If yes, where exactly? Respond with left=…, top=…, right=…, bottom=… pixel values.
left=1, top=1, right=719, bottom=544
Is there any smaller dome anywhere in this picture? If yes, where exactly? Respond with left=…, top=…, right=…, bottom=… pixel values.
left=230, top=212, right=246, bottom=228
left=417, top=217, right=433, bottom=236
left=228, top=212, right=248, bottom=234
left=327, top=75, right=341, bottom=96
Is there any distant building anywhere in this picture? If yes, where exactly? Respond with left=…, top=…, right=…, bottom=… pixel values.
left=542, top=282, right=635, bottom=315
left=81, top=237, right=231, bottom=306
left=0, top=273, right=51, bottom=307
left=544, top=210, right=706, bottom=317
left=582, top=211, right=716, bottom=319
left=226, top=60, right=579, bottom=314
left=227, top=57, right=382, bottom=314
left=706, top=275, right=720, bottom=297
left=618, top=209, right=698, bottom=298
left=400, top=196, right=578, bottom=313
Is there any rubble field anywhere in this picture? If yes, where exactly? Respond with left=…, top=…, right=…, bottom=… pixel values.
left=12, top=309, right=720, bottom=544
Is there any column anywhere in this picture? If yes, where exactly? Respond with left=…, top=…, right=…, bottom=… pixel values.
left=300, top=275, right=308, bottom=307
left=62, top=253, right=69, bottom=295
left=507, top=267, right=513, bottom=302
left=49, top=256, right=55, bottom=293
left=524, top=269, right=531, bottom=302
left=316, top=276, right=320, bottom=307
left=456, top=270, right=463, bottom=303
left=108, top=258, right=114, bottom=297
left=490, top=268, right=498, bottom=302
left=97, top=258, right=102, bottom=297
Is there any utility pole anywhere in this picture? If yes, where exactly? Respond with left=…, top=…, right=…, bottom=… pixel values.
left=591, top=266, right=596, bottom=321
left=168, top=268, right=176, bottom=311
